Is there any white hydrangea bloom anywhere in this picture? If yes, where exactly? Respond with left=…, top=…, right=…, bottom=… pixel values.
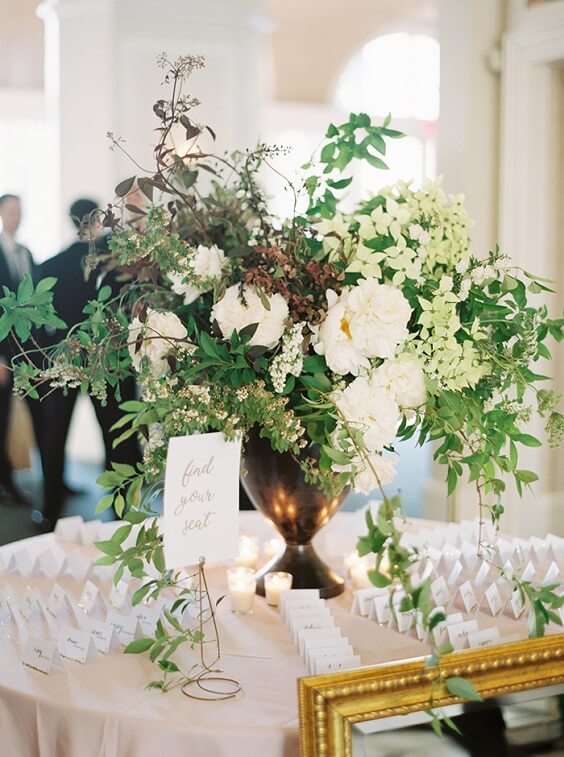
left=211, top=284, right=288, bottom=349
left=128, top=308, right=188, bottom=378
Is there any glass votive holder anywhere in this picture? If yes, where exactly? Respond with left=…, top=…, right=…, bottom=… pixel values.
left=227, top=567, right=256, bottom=614
left=343, top=550, right=362, bottom=578
left=236, top=535, right=259, bottom=569
left=263, top=537, right=284, bottom=561
left=264, top=571, right=293, bottom=607
left=350, top=562, right=372, bottom=590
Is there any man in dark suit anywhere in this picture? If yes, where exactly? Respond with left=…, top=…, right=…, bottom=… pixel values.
left=36, top=199, right=141, bottom=529
left=0, top=193, right=44, bottom=506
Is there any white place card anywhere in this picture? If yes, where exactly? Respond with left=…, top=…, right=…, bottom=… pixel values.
left=291, top=610, right=334, bottom=644
left=19, top=587, right=45, bottom=624
left=283, top=598, right=324, bottom=623
left=79, top=519, right=104, bottom=545
left=313, top=655, right=361, bottom=675
left=66, top=552, right=91, bottom=581
left=396, top=608, right=416, bottom=633
left=447, top=619, right=480, bottom=651
left=530, top=536, right=548, bottom=564
left=58, top=624, right=97, bottom=663
left=22, top=635, right=64, bottom=675
left=0, top=590, right=13, bottom=623
left=77, top=580, right=105, bottom=616
left=509, top=589, right=525, bottom=619
left=132, top=605, right=161, bottom=636
left=308, top=645, right=354, bottom=673
left=0, top=551, right=16, bottom=573
left=13, top=548, right=39, bottom=577
left=163, top=432, right=241, bottom=568
left=55, top=515, right=84, bottom=543
left=79, top=615, right=120, bottom=654
left=447, top=559, right=463, bottom=588
left=106, top=612, right=143, bottom=645
left=298, top=626, right=342, bottom=657
left=38, top=549, right=66, bottom=578
left=473, top=561, right=490, bottom=588
left=461, top=543, right=479, bottom=570
left=431, top=575, right=450, bottom=606
left=458, top=580, right=479, bottom=613
left=109, top=579, right=131, bottom=611
left=542, top=561, right=560, bottom=586
left=373, top=594, right=392, bottom=624
left=521, top=561, right=536, bottom=583
left=484, top=582, right=504, bottom=616
left=468, top=626, right=500, bottom=650
left=305, top=637, right=351, bottom=668
left=46, top=584, right=74, bottom=620
left=351, top=587, right=388, bottom=616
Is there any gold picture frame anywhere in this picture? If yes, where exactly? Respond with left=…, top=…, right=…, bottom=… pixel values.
left=298, top=634, right=564, bottom=756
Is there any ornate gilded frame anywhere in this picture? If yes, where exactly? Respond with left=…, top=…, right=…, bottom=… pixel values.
left=298, top=634, right=564, bottom=756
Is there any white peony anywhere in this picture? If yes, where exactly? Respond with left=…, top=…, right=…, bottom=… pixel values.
left=128, top=308, right=188, bottom=378
left=211, top=284, right=288, bottom=348
left=373, top=357, right=427, bottom=409
left=169, top=244, right=226, bottom=305
left=334, top=375, right=400, bottom=452
left=313, top=290, right=369, bottom=376
left=347, top=278, right=412, bottom=359
left=333, top=452, right=398, bottom=495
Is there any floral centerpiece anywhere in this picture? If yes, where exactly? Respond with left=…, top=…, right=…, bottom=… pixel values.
left=1, top=54, right=563, bottom=700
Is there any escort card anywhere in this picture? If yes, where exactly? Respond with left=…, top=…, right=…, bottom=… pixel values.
left=473, top=561, right=490, bottom=588
left=79, top=615, right=120, bottom=654
left=313, top=655, right=361, bottom=674
left=521, top=561, right=536, bottom=582
left=432, top=612, right=463, bottom=646
left=351, top=587, right=388, bottom=616
left=55, top=515, right=84, bottom=543
left=132, top=604, right=161, bottom=635
left=373, top=594, right=392, bottom=624
left=396, top=608, right=416, bottom=633
left=304, top=636, right=351, bottom=668
left=509, top=589, right=525, bottom=619
left=46, top=584, right=74, bottom=620
left=530, top=536, right=548, bottom=564
left=542, top=561, right=560, bottom=586
left=291, top=610, right=334, bottom=645
left=447, top=559, right=463, bottom=588
left=22, top=635, right=64, bottom=675
left=484, top=582, right=504, bottom=616
left=58, top=624, right=97, bottom=663
left=19, top=587, right=45, bottom=624
left=13, top=548, right=39, bottom=577
left=109, top=579, right=131, bottom=611
left=38, top=549, right=66, bottom=579
left=431, top=575, right=450, bottom=606
left=66, top=552, right=91, bottom=581
left=447, top=619, right=479, bottom=651
left=163, top=432, right=241, bottom=568
left=458, top=580, right=479, bottom=613
left=308, top=645, right=354, bottom=673
left=0, top=551, right=17, bottom=573
left=280, top=589, right=320, bottom=621
left=106, top=612, right=143, bottom=645
left=78, top=580, right=105, bottom=616
left=283, top=598, right=324, bottom=623
left=79, top=520, right=104, bottom=545
left=298, top=626, right=342, bottom=657
left=468, top=626, right=500, bottom=650
left=461, top=543, right=478, bottom=570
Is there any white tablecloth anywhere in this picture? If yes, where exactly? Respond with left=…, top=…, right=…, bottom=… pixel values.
left=0, top=512, right=532, bottom=757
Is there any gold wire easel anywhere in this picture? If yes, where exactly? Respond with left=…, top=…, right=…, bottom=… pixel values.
left=181, top=556, right=241, bottom=701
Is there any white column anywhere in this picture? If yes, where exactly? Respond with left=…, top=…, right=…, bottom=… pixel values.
left=39, top=0, right=267, bottom=247
left=424, top=0, right=506, bottom=524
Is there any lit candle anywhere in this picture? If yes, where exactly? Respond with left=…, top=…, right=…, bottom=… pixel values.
left=350, top=563, right=372, bottom=590
left=227, top=567, right=256, bottom=614
left=264, top=572, right=293, bottom=606
left=343, top=551, right=362, bottom=578
left=263, top=538, right=284, bottom=561
left=236, top=535, right=259, bottom=569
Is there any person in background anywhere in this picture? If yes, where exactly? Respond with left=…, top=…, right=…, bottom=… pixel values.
left=0, top=193, right=45, bottom=507
left=34, top=198, right=141, bottom=530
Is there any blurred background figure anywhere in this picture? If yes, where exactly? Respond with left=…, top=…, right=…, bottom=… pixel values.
left=33, top=198, right=141, bottom=531
left=0, top=193, right=45, bottom=508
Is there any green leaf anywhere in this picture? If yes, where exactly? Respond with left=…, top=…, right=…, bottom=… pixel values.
left=445, top=676, right=482, bottom=701
left=367, top=570, right=391, bottom=588
left=112, top=523, right=132, bottom=544
left=93, top=555, right=116, bottom=567
left=35, top=277, right=57, bottom=293
left=95, top=494, right=114, bottom=515
left=513, top=433, right=542, bottom=448
left=125, top=510, right=149, bottom=524
left=115, top=176, right=136, bottom=197
left=124, top=637, right=154, bottom=654
left=153, top=546, right=166, bottom=573
left=94, top=539, right=122, bottom=557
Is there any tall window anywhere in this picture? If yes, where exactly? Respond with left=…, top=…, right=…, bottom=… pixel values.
left=334, top=32, right=440, bottom=190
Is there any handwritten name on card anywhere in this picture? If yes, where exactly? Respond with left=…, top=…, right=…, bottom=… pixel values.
left=163, top=432, right=241, bottom=568
left=22, top=635, right=64, bottom=675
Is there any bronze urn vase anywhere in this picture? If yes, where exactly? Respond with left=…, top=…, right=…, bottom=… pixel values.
left=241, top=429, right=348, bottom=598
